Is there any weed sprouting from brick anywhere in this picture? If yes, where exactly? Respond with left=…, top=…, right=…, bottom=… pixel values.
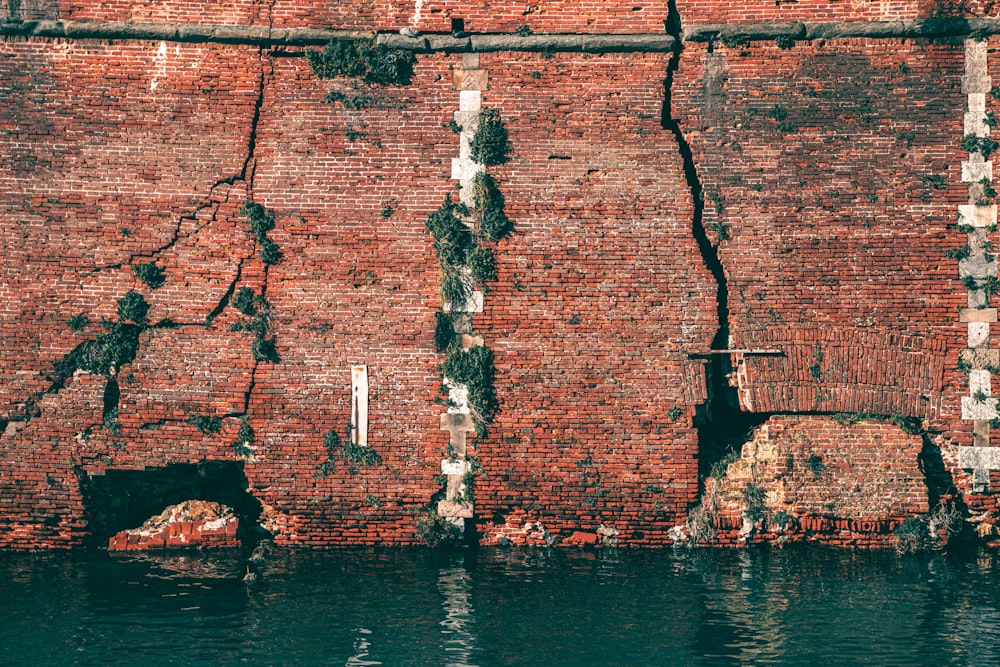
left=470, top=107, right=511, bottom=166
left=67, top=313, right=90, bottom=331
left=306, top=38, right=416, bottom=86
left=441, top=345, right=498, bottom=434
left=132, top=262, right=165, bottom=289
left=233, top=418, right=255, bottom=458
left=434, top=313, right=456, bottom=352
left=229, top=287, right=279, bottom=363
left=239, top=201, right=283, bottom=265
left=185, top=415, right=222, bottom=434
left=467, top=246, right=497, bottom=290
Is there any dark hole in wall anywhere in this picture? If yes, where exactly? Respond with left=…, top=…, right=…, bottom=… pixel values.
left=80, top=461, right=262, bottom=549
left=102, top=378, right=119, bottom=422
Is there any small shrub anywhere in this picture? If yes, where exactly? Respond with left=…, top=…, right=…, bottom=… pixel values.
left=68, top=313, right=90, bottom=331
left=468, top=246, right=497, bottom=288
left=232, top=287, right=258, bottom=316
left=448, top=119, right=463, bottom=134
left=426, top=195, right=473, bottom=268
left=771, top=510, right=792, bottom=530
left=470, top=107, right=511, bottom=166
left=76, top=323, right=143, bottom=376
left=341, top=440, right=382, bottom=466
left=687, top=504, right=715, bottom=541
left=893, top=515, right=931, bottom=555
left=103, top=408, right=122, bottom=436
left=440, top=270, right=473, bottom=311
left=806, top=454, right=825, bottom=477
left=415, top=510, right=463, bottom=547
left=117, top=291, right=149, bottom=326
left=233, top=418, right=255, bottom=458
left=923, top=174, right=947, bottom=190
left=132, top=262, right=166, bottom=289
left=965, top=275, right=980, bottom=290
left=808, top=363, right=822, bottom=379
left=946, top=244, right=971, bottom=261
left=986, top=111, right=998, bottom=128
left=306, top=38, right=416, bottom=86
left=767, top=105, right=788, bottom=122
left=434, top=312, right=456, bottom=352
left=252, top=337, right=280, bottom=363
left=441, top=345, right=497, bottom=428
left=743, top=483, right=767, bottom=523
left=984, top=275, right=1000, bottom=297
left=258, top=237, right=283, bottom=265
left=186, top=415, right=222, bottom=434
left=667, top=406, right=682, bottom=420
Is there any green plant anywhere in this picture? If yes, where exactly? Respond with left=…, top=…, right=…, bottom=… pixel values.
left=231, top=287, right=258, bottom=316
left=305, top=38, right=416, bottom=86
left=468, top=246, right=497, bottom=289
left=434, top=312, right=456, bottom=352
left=364, top=494, right=382, bottom=508
left=415, top=510, right=463, bottom=547
left=440, top=270, right=473, bottom=311
left=971, top=28, right=990, bottom=43
left=946, top=245, right=971, bottom=260
left=963, top=133, right=1000, bottom=158
left=964, top=275, right=980, bottom=290
left=771, top=510, right=792, bottom=529
left=808, top=363, right=822, bottom=379
left=233, top=418, right=255, bottom=458
left=103, top=408, right=122, bottom=436
left=890, top=414, right=922, bottom=435
left=974, top=389, right=989, bottom=403
left=380, top=205, right=395, bottom=218
left=426, top=194, right=473, bottom=268
left=711, top=221, right=730, bottom=241
left=743, top=483, right=767, bottom=523
left=448, top=119, right=463, bottom=134
left=958, top=357, right=973, bottom=374
left=132, top=263, right=165, bottom=289
left=983, top=275, right=1000, bottom=297
left=710, top=449, right=740, bottom=478
left=897, top=132, right=916, bottom=146
left=342, top=440, right=382, bottom=466
left=252, top=336, right=280, bottom=363
left=923, top=174, right=947, bottom=190
left=986, top=111, right=998, bottom=128
left=344, top=127, right=368, bottom=142
left=67, top=313, right=90, bottom=331
left=667, top=406, right=682, bottom=420
left=324, top=90, right=381, bottom=109
left=893, top=515, right=931, bottom=555
left=472, top=172, right=514, bottom=241
left=441, top=345, right=497, bottom=430
left=767, top=105, right=788, bottom=122
left=186, top=415, right=222, bottom=434
left=958, top=223, right=976, bottom=234
left=117, top=291, right=149, bottom=326
left=239, top=201, right=283, bottom=265
left=993, top=85, right=1000, bottom=100
left=74, top=323, right=143, bottom=376
left=806, top=454, right=825, bottom=477
left=514, top=24, right=532, bottom=36
left=775, top=35, right=795, bottom=49
left=470, top=107, right=511, bottom=166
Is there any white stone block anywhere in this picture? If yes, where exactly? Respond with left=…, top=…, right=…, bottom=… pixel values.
left=443, top=378, right=470, bottom=415
left=459, top=89, right=481, bottom=112
left=971, top=369, right=993, bottom=396
left=966, top=111, right=990, bottom=138
left=959, top=204, right=998, bottom=228
left=970, top=322, right=991, bottom=348
left=962, top=156, right=993, bottom=183
left=958, top=446, right=1000, bottom=470
left=961, top=395, right=999, bottom=420
left=441, top=459, right=470, bottom=475
left=443, top=290, right=484, bottom=314
left=451, top=156, right=483, bottom=181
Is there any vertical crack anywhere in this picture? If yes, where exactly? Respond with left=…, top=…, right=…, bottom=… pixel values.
left=661, top=2, right=728, bottom=353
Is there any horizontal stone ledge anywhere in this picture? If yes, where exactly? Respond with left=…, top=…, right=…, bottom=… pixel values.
left=7, top=18, right=999, bottom=50
left=684, top=17, right=1000, bottom=43
left=0, top=19, right=675, bottom=51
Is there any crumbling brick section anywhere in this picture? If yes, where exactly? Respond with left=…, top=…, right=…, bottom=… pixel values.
left=704, top=415, right=929, bottom=548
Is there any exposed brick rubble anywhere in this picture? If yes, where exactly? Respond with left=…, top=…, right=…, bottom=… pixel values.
left=107, top=500, right=239, bottom=551
left=4, top=0, right=1000, bottom=550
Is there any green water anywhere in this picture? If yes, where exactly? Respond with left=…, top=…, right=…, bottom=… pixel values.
left=2, top=545, right=1000, bottom=666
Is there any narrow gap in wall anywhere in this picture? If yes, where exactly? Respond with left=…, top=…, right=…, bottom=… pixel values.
left=662, top=1, right=751, bottom=490
left=102, top=377, right=120, bottom=424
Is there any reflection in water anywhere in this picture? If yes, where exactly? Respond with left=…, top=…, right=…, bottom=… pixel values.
left=346, top=627, right=382, bottom=667
left=4, top=547, right=1000, bottom=665
left=438, top=563, right=479, bottom=667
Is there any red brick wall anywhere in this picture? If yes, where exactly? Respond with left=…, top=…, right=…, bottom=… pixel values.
left=672, top=39, right=964, bottom=417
